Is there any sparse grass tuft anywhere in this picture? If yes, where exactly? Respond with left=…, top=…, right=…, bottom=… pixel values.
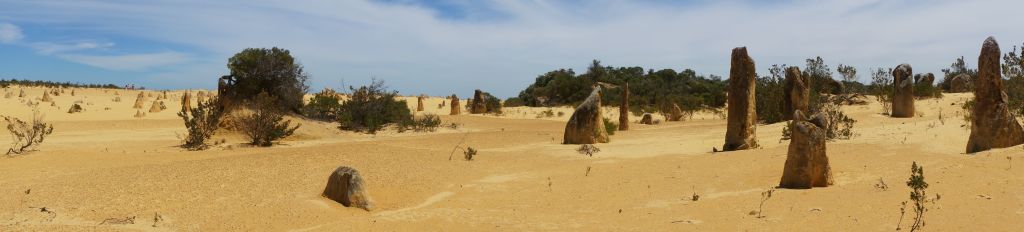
left=576, top=144, right=601, bottom=157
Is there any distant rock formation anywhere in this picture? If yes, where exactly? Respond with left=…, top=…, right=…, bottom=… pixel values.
left=915, top=73, right=935, bottom=88
left=950, top=74, right=972, bottom=93
left=891, top=64, right=915, bottom=118
left=723, top=47, right=758, bottom=151
left=134, top=110, right=146, bottom=118
left=133, top=92, right=146, bottom=109
left=563, top=87, right=609, bottom=144
left=67, top=103, right=84, bottom=114
left=666, top=103, right=684, bottom=121
left=322, top=166, right=374, bottom=211
left=450, top=94, right=461, bottom=115
left=471, top=90, right=487, bottom=114
left=779, top=110, right=833, bottom=188
left=967, top=37, right=1024, bottom=153
left=149, top=100, right=163, bottom=113
left=181, top=92, right=192, bottom=115
left=783, top=66, right=809, bottom=121
left=618, top=82, right=630, bottom=131
left=416, top=95, right=425, bottom=112
left=41, top=91, right=52, bottom=102
left=640, top=113, right=654, bottom=125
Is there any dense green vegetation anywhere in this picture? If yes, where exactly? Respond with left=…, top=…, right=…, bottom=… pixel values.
left=0, top=79, right=121, bottom=89
left=224, top=47, right=310, bottom=112
left=508, top=60, right=727, bottom=116
left=337, top=80, right=412, bottom=134
left=1003, top=44, right=1024, bottom=117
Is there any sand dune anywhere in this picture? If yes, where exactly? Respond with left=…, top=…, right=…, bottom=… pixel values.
left=0, top=87, right=1021, bottom=231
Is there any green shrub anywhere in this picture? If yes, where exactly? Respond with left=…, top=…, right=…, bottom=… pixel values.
left=820, top=101, right=856, bottom=140
left=179, top=97, right=224, bottom=150
left=224, top=47, right=310, bottom=112
left=302, top=88, right=342, bottom=121
left=602, top=117, right=616, bottom=136
left=238, top=92, right=300, bottom=147
left=338, top=80, right=411, bottom=134
left=483, top=92, right=502, bottom=115
left=756, top=65, right=787, bottom=124
left=515, top=60, right=726, bottom=113
left=399, top=114, right=442, bottom=132
left=870, top=67, right=894, bottom=115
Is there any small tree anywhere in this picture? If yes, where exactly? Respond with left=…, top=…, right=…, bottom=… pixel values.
left=903, top=162, right=938, bottom=232
left=3, top=109, right=54, bottom=155
left=870, top=67, right=894, bottom=115
left=337, top=79, right=412, bottom=134
left=302, top=88, right=342, bottom=121
left=179, top=97, right=224, bottom=150
left=238, top=92, right=300, bottom=147
left=225, top=47, right=310, bottom=112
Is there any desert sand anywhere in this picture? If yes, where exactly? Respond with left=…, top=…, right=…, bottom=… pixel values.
left=0, top=86, right=1022, bottom=231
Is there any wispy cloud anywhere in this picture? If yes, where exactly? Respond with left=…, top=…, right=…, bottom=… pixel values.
left=0, top=0, right=1021, bottom=96
left=31, top=41, right=115, bottom=55
left=57, top=51, right=189, bottom=71
left=0, top=22, right=24, bottom=43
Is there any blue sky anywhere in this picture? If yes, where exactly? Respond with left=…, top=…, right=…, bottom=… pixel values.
left=0, top=0, right=1022, bottom=98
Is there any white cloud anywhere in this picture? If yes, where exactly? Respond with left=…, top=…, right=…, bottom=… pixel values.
left=0, top=22, right=24, bottom=43
left=31, top=41, right=115, bottom=55
left=57, top=51, right=189, bottom=71
left=0, top=0, right=1022, bottom=96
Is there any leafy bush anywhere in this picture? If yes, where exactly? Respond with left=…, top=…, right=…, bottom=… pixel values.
left=483, top=92, right=503, bottom=115
left=515, top=60, right=726, bottom=114
left=178, top=97, right=225, bottom=150
left=756, top=64, right=787, bottom=124
left=898, top=162, right=939, bottom=231
left=302, top=88, right=342, bottom=121
left=870, top=67, right=894, bottom=115
left=819, top=101, right=856, bottom=140
left=237, top=92, right=300, bottom=147
left=3, top=109, right=54, bottom=156
left=338, top=80, right=412, bottom=134
left=602, top=117, right=616, bottom=136
left=1003, top=44, right=1024, bottom=117
left=224, top=47, right=310, bottom=112
left=399, top=114, right=442, bottom=132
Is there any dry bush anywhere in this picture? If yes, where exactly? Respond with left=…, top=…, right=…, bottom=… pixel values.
left=464, top=147, right=477, bottom=161
left=576, top=144, right=601, bottom=157
left=3, top=109, right=54, bottom=156
left=179, top=97, right=224, bottom=150
left=237, top=92, right=300, bottom=147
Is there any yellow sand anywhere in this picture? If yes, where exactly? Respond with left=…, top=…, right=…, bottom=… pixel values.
left=0, top=86, right=1021, bottom=231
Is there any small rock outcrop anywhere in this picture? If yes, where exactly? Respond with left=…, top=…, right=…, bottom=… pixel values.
left=181, top=92, right=192, bottom=115
left=783, top=67, right=809, bottom=121
left=723, top=47, right=758, bottom=151
left=779, top=111, right=833, bottom=189
left=640, top=113, right=654, bottom=125
left=967, top=37, right=1024, bottom=153
left=322, top=166, right=374, bottom=211
left=19, top=89, right=26, bottom=98
left=666, top=103, right=684, bottom=121
left=950, top=74, right=972, bottom=93
left=134, top=110, right=146, bottom=118
left=133, top=92, right=146, bottom=109
left=41, top=91, right=53, bottom=102
left=471, top=90, right=487, bottom=114
left=563, top=87, right=609, bottom=144
left=618, top=82, right=630, bottom=131
left=67, top=104, right=84, bottom=114
left=891, top=64, right=915, bottom=118
left=416, top=95, right=425, bottom=112
left=915, top=73, right=935, bottom=88
left=450, top=95, right=461, bottom=115
left=149, top=100, right=163, bottom=113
